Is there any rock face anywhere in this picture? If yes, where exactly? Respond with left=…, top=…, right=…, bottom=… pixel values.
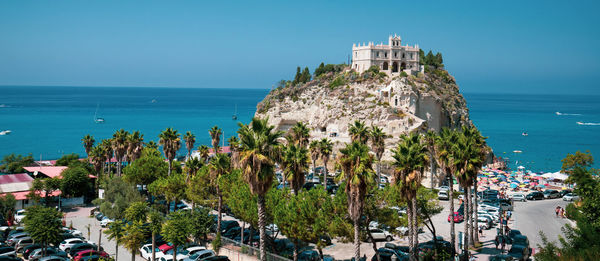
left=255, top=68, right=471, bottom=161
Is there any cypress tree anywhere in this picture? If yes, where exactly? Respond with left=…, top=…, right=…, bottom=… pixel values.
left=293, top=66, right=301, bottom=85
left=301, top=67, right=311, bottom=83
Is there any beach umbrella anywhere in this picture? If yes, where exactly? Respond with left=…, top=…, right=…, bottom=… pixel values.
left=510, top=183, right=518, bottom=188
left=519, top=184, right=526, bottom=187
left=537, top=184, right=545, bottom=188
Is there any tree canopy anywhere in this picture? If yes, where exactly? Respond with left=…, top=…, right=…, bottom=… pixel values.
left=123, top=148, right=168, bottom=186
left=23, top=206, right=63, bottom=247
left=0, top=153, right=34, bottom=173
left=60, top=166, right=91, bottom=197
left=93, top=177, right=144, bottom=219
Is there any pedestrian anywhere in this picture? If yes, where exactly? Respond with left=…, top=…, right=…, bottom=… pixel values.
left=501, top=236, right=506, bottom=252
left=494, top=236, right=499, bottom=249
left=555, top=206, right=560, bottom=217
left=479, top=226, right=483, bottom=237
left=560, top=207, right=565, bottom=218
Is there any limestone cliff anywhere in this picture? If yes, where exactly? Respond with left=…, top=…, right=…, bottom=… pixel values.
left=255, top=67, right=471, bottom=161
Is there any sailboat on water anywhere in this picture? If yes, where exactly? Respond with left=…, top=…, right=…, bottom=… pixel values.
left=94, top=103, right=105, bottom=123
left=232, top=104, right=238, bottom=120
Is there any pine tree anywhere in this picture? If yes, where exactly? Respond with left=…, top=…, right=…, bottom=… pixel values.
left=315, top=62, right=325, bottom=77
left=301, top=67, right=311, bottom=83
left=292, top=66, right=301, bottom=85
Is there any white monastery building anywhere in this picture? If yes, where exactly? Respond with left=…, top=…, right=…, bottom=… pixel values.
left=352, top=34, right=421, bottom=76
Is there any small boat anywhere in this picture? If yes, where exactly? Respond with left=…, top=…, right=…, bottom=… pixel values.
left=94, top=103, right=105, bottom=123
left=513, top=150, right=522, bottom=153
left=522, top=132, right=528, bottom=136
left=555, top=112, right=562, bottom=115
left=0, top=130, right=11, bottom=135
left=232, top=104, right=238, bottom=120
left=576, top=121, right=584, bottom=125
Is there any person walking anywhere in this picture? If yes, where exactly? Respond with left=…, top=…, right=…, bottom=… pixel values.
left=494, top=235, right=499, bottom=250
left=555, top=206, right=560, bottom=217
left=500, top=236, right=506, bottom=253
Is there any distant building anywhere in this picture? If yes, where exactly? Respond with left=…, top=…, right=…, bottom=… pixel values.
left=352, top=34, right=421, bottom=75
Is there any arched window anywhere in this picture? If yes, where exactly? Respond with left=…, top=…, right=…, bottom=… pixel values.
left=394, top=52, right=397, bottom=58
left=384, top=52, right=388, bottom=58
left=395, top=98, right=398, bottom=106
left=383, top=62, right=389, bottom=70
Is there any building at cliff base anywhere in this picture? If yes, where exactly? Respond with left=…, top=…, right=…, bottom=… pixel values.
left=352, top=34, right=421, bottom=76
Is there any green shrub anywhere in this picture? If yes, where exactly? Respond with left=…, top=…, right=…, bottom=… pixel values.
left=400, top=71, right=408, bottom=77
left=329, top=76, right=346, bottom=89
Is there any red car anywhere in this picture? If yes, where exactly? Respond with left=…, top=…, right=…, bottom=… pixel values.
left=447, top=212, right=464, bottom=223
left=159, top=243, right=174, bottom=253
left=73, top=250, right=109, bottom=261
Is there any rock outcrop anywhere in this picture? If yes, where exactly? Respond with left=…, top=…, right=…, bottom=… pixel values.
left=255, top=67, right=471, bottom=161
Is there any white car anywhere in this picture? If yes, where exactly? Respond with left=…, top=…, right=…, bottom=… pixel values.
left=100, top=217, right=114, bottom=227
left=14, top=210, right=26, bottom=224
left=140, top=243, right=165, bottom=261
left=438, top=191, right=449, bottom=200
left=478, top=212, right=498, bottom=223
left=159, top=253, right=189, bottom=261
left=477, top=217, right=491, bottom=229
left=510, top=193, right=526, bottom=202
left=62, top=227, right=83, bottom=237
left=183, top=250, right=215, bottom=261
left=367, top=228, right=393, bottom=242
left=185, top=246, right=207, bottom=256
left=563, top=193, right=580, bottom=201
left=437, top=186, right=450, bottom=192
left=58, top=238, right=88, bottom=252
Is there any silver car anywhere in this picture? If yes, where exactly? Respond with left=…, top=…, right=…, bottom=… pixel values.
left=15, top=237, right=34, bottom=253
left=6, top=232, right=29, bottom=246
left=38, top=256, right=69, bottom=261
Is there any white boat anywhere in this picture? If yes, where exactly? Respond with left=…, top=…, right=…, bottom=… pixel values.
left=94, top=103, right=105, bottom=123
left=0, top=130, right=11, bottom=135
left=513, top=150, right=522, bottom=153
left=232, top=104, right=238, bottom=120
left=522, top=132, right=528, bottom=136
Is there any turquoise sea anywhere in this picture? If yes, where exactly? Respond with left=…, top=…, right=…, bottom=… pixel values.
left=0, top=86, right=598, bottom=172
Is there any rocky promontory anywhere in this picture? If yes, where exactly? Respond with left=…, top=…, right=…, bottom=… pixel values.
left=255, top=66, right=471, bottom=161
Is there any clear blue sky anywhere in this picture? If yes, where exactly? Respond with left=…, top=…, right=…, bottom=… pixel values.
left=1, top=0, right=599, bottom=94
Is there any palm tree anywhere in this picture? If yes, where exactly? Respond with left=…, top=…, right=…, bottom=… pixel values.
left=338, top=141, right=375, bottom=261
left=82, top=134, right=95, bottom=159
left=209, top=153, right=231, bottom=240
left=112, top=129, right=129, bottom=176
left=348, top=120, right=370, bottom=144
left=435, top=128, right=459, bottom=253
left=159, top=128, right=181, bottom=176
left=105, top=220, right=126, bottom=261
left=369, top=126, right=387, bottom=188
left=89, top=145, right=105, bottom=176
left=183, top=131, right=196, bottom=159
left=425, top=130, right=438, bottom=189
left=289, top=121, right=310, bottom=148
left=282, top=144, right=309, bottom=195
left=198, top=145, right=210, bottom=163
left=228, top=136, right=241, bottom=169
left=237, top=117, right=283, bottom=261
left=146, top=140, right=159, bottom=150
left=471, top=129, right=488, bottom=245
left=209, top=126, right=222, bottom=155
left=318, top=138, right=333, bottom=188
left=309, top=140, right=320, bottom=178
left=391, top=132, right=429, bottom=259
left=453, top=127, right=479, bottom=258
left=126, top=131, right=144, bottom=163
left=184, top=157, right=202, bottom=181
left=100, top=139, right=113, bottom=176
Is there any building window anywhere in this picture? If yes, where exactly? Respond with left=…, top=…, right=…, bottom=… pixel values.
left=410, top=53, right=413, bottom=59
left=402, top=53, right=405, bottom=59
left=384, top=52, right=388, bottom=58
left=394, top=52, right=397, bottom=58
left=395, top=98, right=398, bottom=106
left=377, top=52, right=380, bottom=58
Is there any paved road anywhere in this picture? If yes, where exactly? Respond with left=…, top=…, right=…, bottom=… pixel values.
left=511, top=198, right=571, bottom=249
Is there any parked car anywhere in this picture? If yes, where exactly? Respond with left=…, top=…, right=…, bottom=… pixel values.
left=297, top=250, right=319, bottom=261
left=69, top=243, right=100, bottom=258
left=140, top=243, right=164, bottom=261
left=159, top=243, right=174, bottom=253
left=62, top=227, right=83, bottom=238
left=217, top=220, right=239, bottom=234
left=72, top=250, right=109, bottom=261
left=477, top=217, right=491, bottom=229
left=185, top=246, right=208, bottom=257
left=366, top=229, right=393, bottom=242
left=447, top=212, right=464, bottom=223
left=526, top=191, right=544, bottom=200
left=58, top=238, right=87, bottom=252
left=79, top=255, right=102, bottom=261
left=559, top=189, right=572, bottom=197
left=511, top=235, right=530, bottom=249
left=99, top=217, right=114, bottom=228
left=510, top=193, right=526, bottom=202
left=201, top=257, right=229, bottom=261
left=0, top=247, right=16, bottom=257
left=5, top=227, right=24, bottom=238
left=38, top=256, right=69, bottom=261
left=543, top=189, right=561, bottom=199
left=183, top=250, right=215, bottom=261
left=371, top=248, right=409, bottom=261
left=436, top=186, right=449, bottom=192
left=14, top=237, right=34, bottom=253
left=488, top=254, right=513, bottom=261
left=13, top=210, right=26, bottom=224
left=94, top=213, right=104, bottom=221
left=507, top=244, right=531, bottom=261
left=0, top=256, right=22, bottom=261
left=563, top=193, right=580, bottom=201
left=6, top=233, right=28, bottom=247
left=23, top=244, right=43, bottom=259
left=29, top=248, right=68, bottom=261
left=437, top=191, right=449, bottom=200
left=417, top=239, right=454, bottom=257
left=159, top=253, right=188, bottom=261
